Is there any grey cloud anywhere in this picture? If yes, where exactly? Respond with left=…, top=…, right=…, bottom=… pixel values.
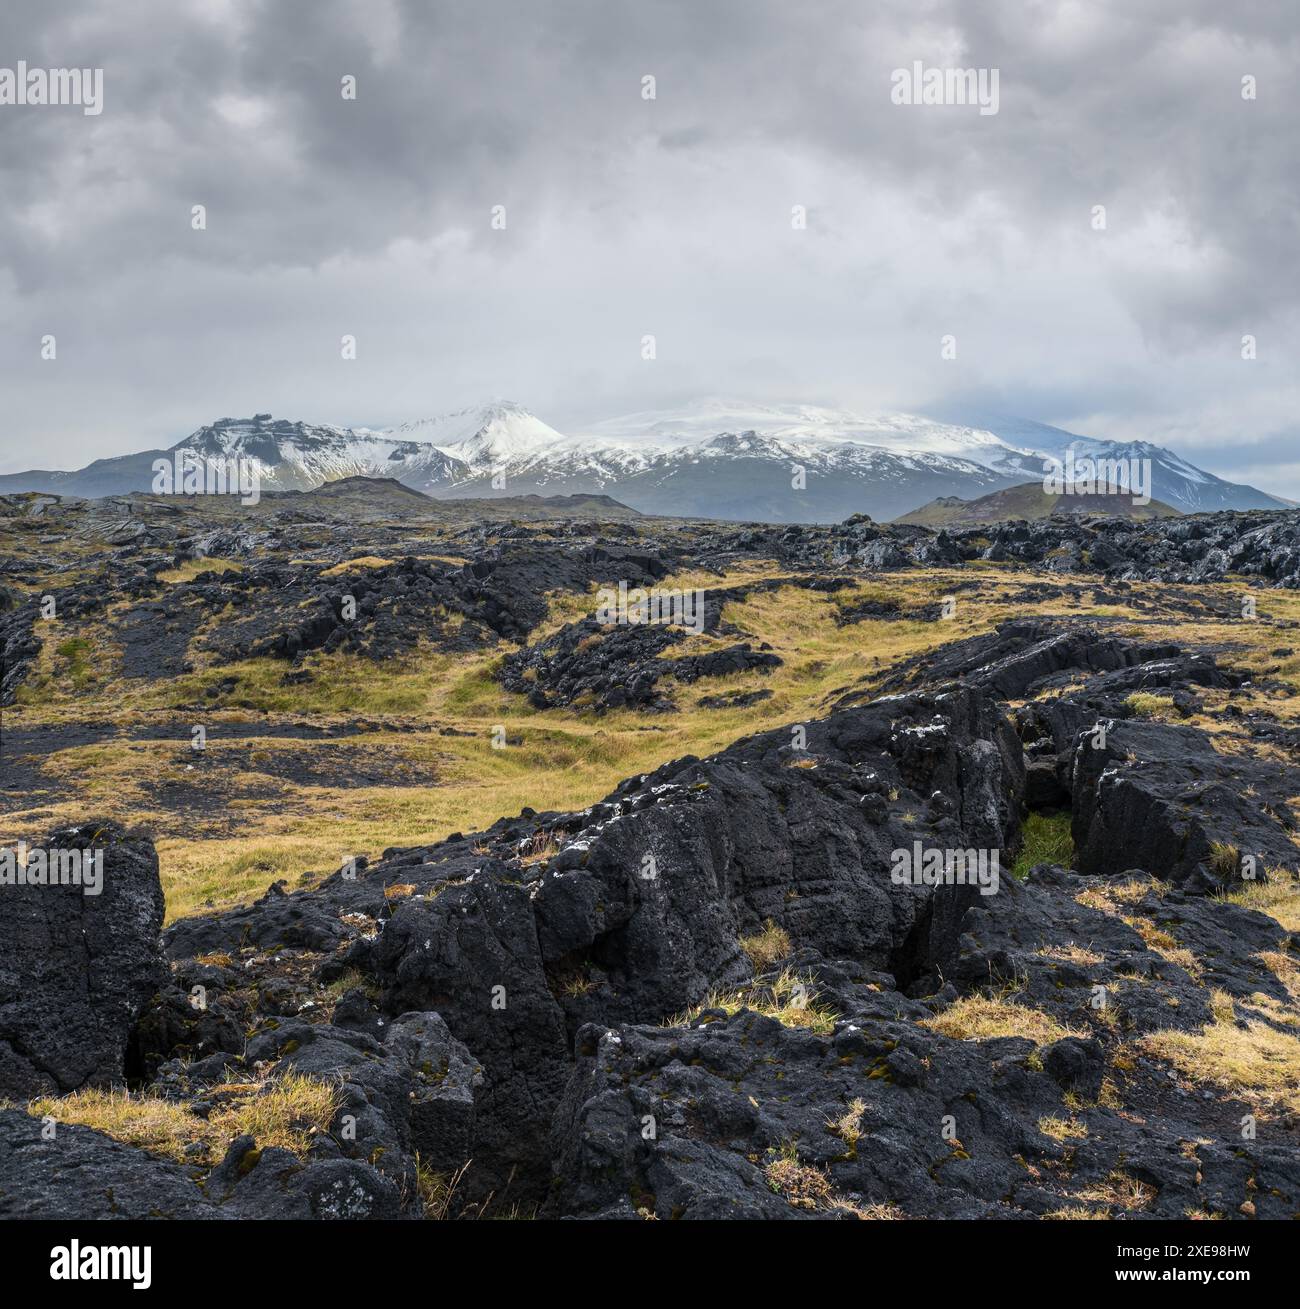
left=0, top=0, right=1296, bottom=491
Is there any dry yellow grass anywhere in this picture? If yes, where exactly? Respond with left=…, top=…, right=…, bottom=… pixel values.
left=670, top=969, right=837, bottom=1035
left=738, top=919, right=792, bottom=970
left=319, top=556, right=396, bottom=575
left=1222, top=877, right=1300, bottom=933
left=1076, top=878, right=1167, bottom=915
left=155, top=557, right=245, bottom=583
left=1123, top=916, right=1201, bottom=975
left=26, top=1071, right=338, bottom=1165
left=828, top=1098, right=866, bottom=1152
left=920, top=993, right=1083, bottom=1045
left=1138, top=989, right=1300, bottom=1115
left=763, top=1143, right=833, bottom=1210
left=1124, top=691, right=1176, bottom=719
left=1075, top=1171, right=1157, bottom=1211
left=1037, top=1115, right=1088, bottom=1141
left=1036, top=943, right=1103, bottom=966
left=11, top=564, right=1300, bottom=928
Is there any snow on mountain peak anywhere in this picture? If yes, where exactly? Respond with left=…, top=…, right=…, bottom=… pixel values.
left=579, top=398, right=1037, bottom=470
left=386, top=401, right=567, bottom=468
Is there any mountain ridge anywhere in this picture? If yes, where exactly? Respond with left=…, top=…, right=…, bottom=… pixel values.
left=0, top=400, right=1284, bottom=523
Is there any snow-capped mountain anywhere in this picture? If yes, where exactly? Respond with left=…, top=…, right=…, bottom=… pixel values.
left=384, top=401, right=570, bottom=469
left=951, top=415, right=1285, bottom=515
left=420, top=399, right=1284, bottom=522
left=0, top=399, right=1286, bottom=523
left=581, top=399, right=1038, bottom=471
left=430, top=407, right=1026, bottom=521
left=179, top=414, right=470, bottom=491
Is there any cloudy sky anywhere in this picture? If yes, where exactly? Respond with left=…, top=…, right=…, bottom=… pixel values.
left=2, top=0, right=1297, bottom=489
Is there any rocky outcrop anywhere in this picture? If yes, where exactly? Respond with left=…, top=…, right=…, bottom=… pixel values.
left=1069, top=718, right=1300, bottom=890
left=0, top=822, right=165, bottom=1099
left=0, top=1109, right=221, bottom=1219
left=3, top=618, right=1298, bottom=1220
left=0, top=585, right=42, bottom=706
left=194, top=545, right=675, bottom=666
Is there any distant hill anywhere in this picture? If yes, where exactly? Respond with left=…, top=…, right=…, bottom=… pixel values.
left=896, top=481, right=1183, bottom=528
left=43, top=476, right=644, bottom=527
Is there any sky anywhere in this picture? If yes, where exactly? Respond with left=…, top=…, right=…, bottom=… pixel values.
left=1, top=0, right=1297, bottom=489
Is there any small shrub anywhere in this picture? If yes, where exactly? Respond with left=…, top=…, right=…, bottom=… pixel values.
left=764, top=1142, right=832, bottom=1210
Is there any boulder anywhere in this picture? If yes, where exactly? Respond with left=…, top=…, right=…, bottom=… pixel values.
left=0, top=821, right=165, bottom=1098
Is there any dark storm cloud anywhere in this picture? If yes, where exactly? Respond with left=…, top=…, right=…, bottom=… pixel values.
left=0, top=0, right=1296, bottom=486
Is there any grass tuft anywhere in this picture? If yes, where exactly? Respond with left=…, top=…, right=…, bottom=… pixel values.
left=1012, top=811, right=1074, bottom=879
left=738, top=919, right=792, bottom=970
left=921, top=991, right=1083, bottom=1044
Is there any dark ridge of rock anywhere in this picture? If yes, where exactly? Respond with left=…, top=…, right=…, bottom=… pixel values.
left=155, top=680, right=1023, bottom=1203
left=0, top=586, right=43, bottom=705
left=834, top=596, right=944, bottom=625
left=668, top=643, right=781, bottom=683
left=387, top=680, right=1018, bottom=1185
left=499, top=576, right=853, bottom=712
left=93, top=544, right=682, bottom=674
left=371, top=876, right=572, bottom=1198
left=0, top=821, right=165, bottom=1099
left=153, top=1006, right=484, bottom=1209
left=0, top=1108, right=221, bottom=1219
left=517, top=680, right=1023, bottom=1023
left=705, top=507, right=1300, bottom=590
left=697, top=687, right=773, bottom=709
left=954, top=864, right=1292, bottom=1033
left=206, top=1139, right=403, bottom=1220
left=1069, top=719, right=1300, bottom=889
left=876, top=618, right=1186, bottom=700
left=545, top=994, right=1299, bottom=1220
left=501, top=616, right=683, bottom=711
left=500, top=607, right=782, bottom=711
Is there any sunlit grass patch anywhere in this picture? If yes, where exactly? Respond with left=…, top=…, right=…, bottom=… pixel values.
left=156, top=558, right=244, bottom=583
left=26, top=1071, right=338, bottom=1166
left=1122, top=916, right=1201, bottom=975
left=1076, top=877, right=1167, bottom=915
left=319, top=556, right=396, bottom=575
left=763, top=1141, right=833, bottom=1210
left=1125, top=691, right=1176, bottom=719
left=920, top=992, right=1083, bottom=1044
left=1138, top=989, right=1300, bottom=1115
left=827, top=1098, right=866, bottom=1153
left=1035, top=943, right=1103, bottom=966
left=1037, top=1115, right=1088, bottom=1141
left=1221, top=875, right=1300, bottom=933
